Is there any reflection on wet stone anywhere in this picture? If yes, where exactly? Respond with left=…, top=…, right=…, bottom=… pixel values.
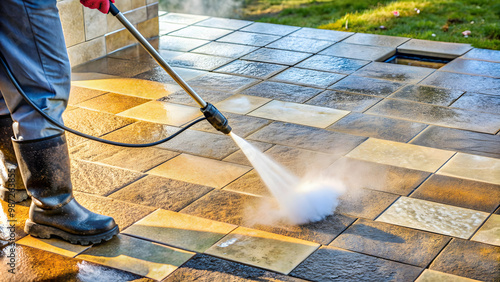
left=450, top=92, right=500, bottom=114
left=270, top=68, right=346, bottom=88
left=186, top=72, right=260, bottom=93
left=169, top=26, right=233, bottom=41
left=241, top=81, right=322, bottom=103
left=296, top=55, right=370, bottom=74
left=354, top=62, right=435, bottom=83
left=166, top=53, right=234, bottom=71
left=159, top=35, right=209, bottom=52
left=217, top=31, right=281, bottom=47
left=191, top=42, right=258, bottom=58
left=159, top=88, right=233, bottom=107
left=266, top=36, right=334, bottom=53
left=419, top=71, right=500, bottom=95
left=242, top=48, right=312, bottom=66
left=289, top=27, right=353, bottom=41
left=329, top=76, right=405, bottom=97
left=215, top=60, right=288, bottom=79
left=241, top=22, right=300, bottom=36
left=306, top=90, right=382, bottom=112
left=389, top=84, right=464, bottom=106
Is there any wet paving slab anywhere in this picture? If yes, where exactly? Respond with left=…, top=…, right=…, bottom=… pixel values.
left=241, top=22, right=300, bottom=36
left=329, top=75, right=406, bottom=97
left=184, top=72, right=260, bottom=93
left=419, top=71, right=500, bottom=96
left=410, top=126, right=500, bottom=159
left=194, top=17, right=253, bottom=30
left=117, top=101, right=202, bottom=126
left=437, top=153, right=500, bottom=186
left=216, top=31, right=281, bottom=47
left=335, top=188, right=399, bottom=219
left=190, top=112, right=272, bottom=137
left=320, top=43, right=396, bottom=61
left=450, top=92, right=500, bottom=115
left=169, top=26, right=233, bottom=41
left=289, top=27, right=353, bottom=41
left=471, top=214, right=500, bottom=246
left=158, top=88, right=233, bottom=107
left=240, top=81, right=322, bottom=103
left=0, top=244, right=153, bottom=282
left=461, top=48, right=500, bottom=63
left=191, top=42, right=259, bottom=58
left=159, top=22, right=186, bottom=35
left=367, top=98, right=500, bottom=134
left=165, top=253, right=306, bottom=281
left=397, top=39, right=472, bottom=59
left=270, top=67, right=346, bottom=88
left=289, top=246, right=423, bottom=281
left=76, top=93, right=150, bottom=115
left=343, top=33, right=410, bottom=47
left=214, top=60, right=288, bottom=79
left=416, top=269, right=482, bottom=282
left=158, top=35, right=210, bottom=52
left=388, top=84, right=464, bottom=106
left=68, top=86, right=107, bottom=106
left=109, top=175, right=213, bottom=211
left=166, top=52, right=235, bottom=71
left=327, top=112, right=428, bottom=142
left=410, top=174, right=500, bottom=213
left=266, top=36, right=334, bottom=53
left=296, top=55, right=370, bottom=75
left=354, top=62, right=435, bottom=83
left=306, top=90, right=382, bottom=112
left=440, top=58, right=500, bottom=78
left=330, top=218, right=450, bottom=267
left=223, top=141, right=274, bottom=166
left=134, top=66, right=207, bottom=84
left=429, top=239, right=500, bottom=281
left=242, top=48, right=312, bottom=66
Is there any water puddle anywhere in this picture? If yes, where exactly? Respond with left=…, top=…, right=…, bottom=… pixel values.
left=230, top=132, right=345, bottom=225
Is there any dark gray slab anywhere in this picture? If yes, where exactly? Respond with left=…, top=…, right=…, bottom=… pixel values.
left=354, top=62, right=435, bottom=83
left=215, top=60, right=288, bottom=79
left=190, top=112, right=272, bottom=137
left=320, top=43, right=396, bottom=61
left=248, top=121, right=366, bottom=155
left=169, top=25, right=233, bottom=41
left=240, top=81, right=322, bottom=103
left=109, top=175, right=213, bottom=211
left=398, top=39, right=472, bottom=59
left=290, top=246, right=423, bottom=282
left=216, top=31, right=281, bottom=47
left=241, top=22, right=300, bottom=36
left=462, top=48, right=500, bottom=63
left=186, top=72, right=260, bottom=93
left=329, top=76, right=406, bottom=97
left=328, top=112, right=427, bottom=142
left=166, top=53, right=235, bottom=71
left=165, top=254, right=305, bottom=281
left=289, top=27, right=354, bottom=41
left=389, top=84, right=464, bottom=106
left=410, top=174, right=500, bottom=213
left=306, top=90, right=382, bottom=112
left=296, top=55, right=370, bottom=74
left=419, top=71, right=500, bottom=96
left=134, top=66, right=206, bottom=84
left=266, top=36, right=334, bottom=53
left=343, top=33, right=410, bottom=47
left=242, top=48, right=312, bottom=65
left=191, top=42, right=259, bottom=58
left=441, top=59, right=500, bottom=78
left=195, top=17, right=253, bottom=30
left=410, top=125, right=500, bottom=158
left=336, top=189, right=399, bottom=219
left=270, top=68, right=346, bottom=88
left=330, top=219, right=450, bottom=267
left=159, top=35, right=210, bottom=52
left=430, top=239, right=500, bottom=281
left=450, top=92, right=500, bottom=114
left=368, top=99, right=500, bottom=134
left=159, top=88, right=234, bottom=107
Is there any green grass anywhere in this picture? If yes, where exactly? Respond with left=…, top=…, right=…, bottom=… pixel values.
left=242, top=0, right=500, bottom=50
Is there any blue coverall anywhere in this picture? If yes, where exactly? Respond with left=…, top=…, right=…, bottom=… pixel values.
left=0, top=0, right=69, bottom=140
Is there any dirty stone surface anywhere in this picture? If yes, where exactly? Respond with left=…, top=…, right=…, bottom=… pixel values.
left=1, top=12, right=499, bottom=282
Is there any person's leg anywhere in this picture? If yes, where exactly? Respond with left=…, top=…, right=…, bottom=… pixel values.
left=0, top=0, right=119, bottom=245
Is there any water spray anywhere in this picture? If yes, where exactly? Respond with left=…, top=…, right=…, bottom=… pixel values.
left=0, top=1, right=231, bottom=147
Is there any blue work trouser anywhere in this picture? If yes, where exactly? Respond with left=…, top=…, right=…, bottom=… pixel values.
left=0, top=0, right=69, bottom=140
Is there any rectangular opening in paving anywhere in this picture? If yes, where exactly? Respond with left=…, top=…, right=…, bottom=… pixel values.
left=384, top=53, right=451, bottom=69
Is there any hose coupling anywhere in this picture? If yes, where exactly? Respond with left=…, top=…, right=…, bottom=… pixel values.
left=201, top=103, right=232, bottom=134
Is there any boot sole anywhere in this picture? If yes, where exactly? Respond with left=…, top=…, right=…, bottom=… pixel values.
left=0, top=188, right=28, bottom=203
left=25, top=219, right=119, bottom=246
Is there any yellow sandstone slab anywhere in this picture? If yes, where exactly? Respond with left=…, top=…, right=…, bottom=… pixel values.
left=471, top=214, right=500, bottom=246
left=416, top=269, right=481, bottom=282
left=17, top=236, right=90, bottom=258
left=117, top=101, right=202, bottom=126
left=437, top=153, right=500, bottom=185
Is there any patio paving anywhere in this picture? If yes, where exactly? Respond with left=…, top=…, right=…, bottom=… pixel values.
left=1, top=12, right=500, bottom=282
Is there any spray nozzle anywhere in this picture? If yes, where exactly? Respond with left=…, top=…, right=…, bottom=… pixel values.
left=201, top=103, right=232, bottom=134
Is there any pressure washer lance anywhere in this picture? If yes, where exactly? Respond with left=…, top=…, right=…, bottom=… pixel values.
left=0, top=3, right=231, bottom=148
left=108, top=3, right=231, bottom=135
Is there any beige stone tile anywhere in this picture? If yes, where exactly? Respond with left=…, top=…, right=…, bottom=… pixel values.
left=377, top=197, right=489, bottom=239
left=249, top=100, right=349, bottom=128
left=123, top=209, right=237, bottom=252
left=67, top=37, right=106, bottom=67
left=215, top=94, right=271, bottom=115
left=77, top=93, right=150, bottom=114
left=72, top=73, right=182, bottom=99
left=346, top=138, right=455, bottom=172
left=106, top=28, right=136, bottom=53
left=471, top=214, right=500, bottom=246
left=138, top=17, right=160, bottom=39
left=148, top=154, right=251, bottom=188
left=117, top=101, right=202, bottom=126
left=416, top=270, right=481, bottom=282
left=77, top=234, right=194, bottom=280
left=57, top=0, right=85, bottom=47
left=16, top=236, right=90, bottom=258
left=83, top=7, right=107, bottom=40
left=205, top=227, right=319, bottom=274
left=437, top=153, right=500, bottom=185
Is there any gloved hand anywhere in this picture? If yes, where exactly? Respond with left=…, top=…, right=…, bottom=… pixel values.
left=80, top=0, right=115, bottom=14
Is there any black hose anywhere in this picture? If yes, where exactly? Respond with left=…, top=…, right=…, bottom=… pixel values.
left=0, top=53, right=207, bottom=148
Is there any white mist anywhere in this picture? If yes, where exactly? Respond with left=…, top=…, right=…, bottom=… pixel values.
left=230, top=132, right=345, bottom=225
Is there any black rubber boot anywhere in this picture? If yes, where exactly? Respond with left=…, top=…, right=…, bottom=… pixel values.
left=12, top=133, right=119, bottom=245
left=0, top=115, right=28, bottom=203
